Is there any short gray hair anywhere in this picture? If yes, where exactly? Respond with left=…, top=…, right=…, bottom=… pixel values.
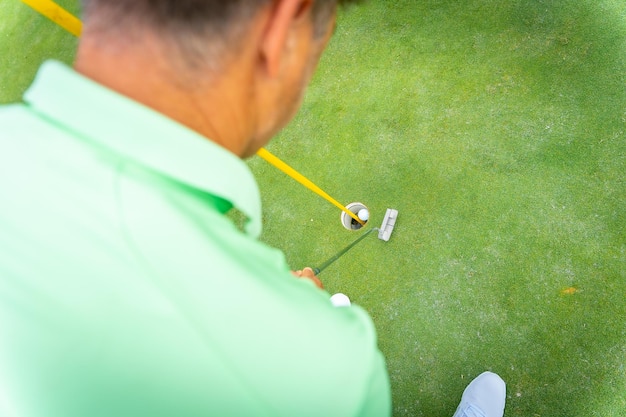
left=81, top=0, right=354, bottom=71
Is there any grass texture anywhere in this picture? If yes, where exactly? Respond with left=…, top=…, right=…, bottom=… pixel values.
left=0, top=0, right=78, bottom=103
left=3, top=0, right=625, bottom=416
left=250, top=1, right=626, bottom=416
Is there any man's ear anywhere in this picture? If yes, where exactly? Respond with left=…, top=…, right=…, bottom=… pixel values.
left=260, top=0, right=313, bottom=77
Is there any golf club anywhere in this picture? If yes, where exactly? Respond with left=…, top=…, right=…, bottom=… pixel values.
left=314, top=208, right=398, bottom=275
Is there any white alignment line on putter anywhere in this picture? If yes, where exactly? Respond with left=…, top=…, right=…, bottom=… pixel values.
left=313, top=209, right=398, bottom=275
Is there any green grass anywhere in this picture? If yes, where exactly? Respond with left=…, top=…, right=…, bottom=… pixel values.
left=252, top=1, right=626, bottom=415
left=3, top=0, right=626, bottom=416
left=0, top=0, right=78, bottom=103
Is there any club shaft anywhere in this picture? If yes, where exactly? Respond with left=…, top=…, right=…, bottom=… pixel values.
left=256, top=148, right=365, bottom=226
left=20, top=0, right=83, bottom=36
left=314, top=228, right=377, bottom=275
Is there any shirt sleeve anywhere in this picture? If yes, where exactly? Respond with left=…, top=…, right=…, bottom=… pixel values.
left=359, top=350, right=393, bottom=417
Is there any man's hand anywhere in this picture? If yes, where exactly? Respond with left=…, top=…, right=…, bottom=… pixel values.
left=291, top=267, right=323, bottom=289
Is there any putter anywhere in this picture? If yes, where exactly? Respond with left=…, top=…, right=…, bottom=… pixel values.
left=313, top=209, right=398, bottom=275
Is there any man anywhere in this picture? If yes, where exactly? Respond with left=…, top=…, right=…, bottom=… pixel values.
left=0, top=0, right=505, bottom=415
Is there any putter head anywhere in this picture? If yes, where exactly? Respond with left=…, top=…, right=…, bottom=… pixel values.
left=378, top=208, right=398, bottom=242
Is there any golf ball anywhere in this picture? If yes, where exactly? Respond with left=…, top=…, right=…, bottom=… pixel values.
left=330, top=293, right=351, bottom=307
left=357, top=208, right=370, bottom=221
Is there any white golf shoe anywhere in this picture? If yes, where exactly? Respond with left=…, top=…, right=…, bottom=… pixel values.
left=452, top=372, right=506, bottom=417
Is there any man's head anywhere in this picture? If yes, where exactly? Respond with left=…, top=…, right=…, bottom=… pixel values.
left=76, top=0, right=357, bottom=157
left=81, top=0, right=344, bottom=70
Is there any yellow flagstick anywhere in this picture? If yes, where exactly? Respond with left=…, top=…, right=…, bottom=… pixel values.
left=257, top=149, right=364, bottom=226
left=20, top=0, right=82, bottom=37
left=20, top=0, right=364, bottom=226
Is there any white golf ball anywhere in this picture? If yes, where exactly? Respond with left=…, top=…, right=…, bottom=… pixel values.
left=330, top=293, right=351, bottom=307
left=357, top=208, right=369, bottom=221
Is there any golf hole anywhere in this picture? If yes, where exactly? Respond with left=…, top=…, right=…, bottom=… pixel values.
left=341, top=202, right=369, bottom=231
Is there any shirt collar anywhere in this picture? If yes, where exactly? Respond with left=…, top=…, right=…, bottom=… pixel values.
left=23, top=61, right=262, bottom=238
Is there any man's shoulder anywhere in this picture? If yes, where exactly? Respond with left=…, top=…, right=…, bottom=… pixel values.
left=0, top=100, right=74, bottom=144
left=0, top=102, right=34, bottom=128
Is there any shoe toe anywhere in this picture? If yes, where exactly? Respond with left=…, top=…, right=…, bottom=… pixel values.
left=453, top=372, right=506, bottom=417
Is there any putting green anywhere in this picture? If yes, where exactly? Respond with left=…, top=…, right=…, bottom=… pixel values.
left=250, top=1, right=626, bottom=416
left=3, top=0, right=626, bottom=416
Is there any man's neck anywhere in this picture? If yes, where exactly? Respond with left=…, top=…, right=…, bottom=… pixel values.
left=74, top=33, right=255, bottom=157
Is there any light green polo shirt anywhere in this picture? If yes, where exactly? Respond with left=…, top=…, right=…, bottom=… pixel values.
left=0, top=61, right=391, bottom=417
